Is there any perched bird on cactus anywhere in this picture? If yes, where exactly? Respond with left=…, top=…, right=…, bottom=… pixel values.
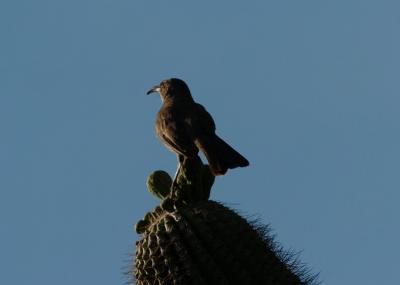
left=146, top=78, right=249, bottom=180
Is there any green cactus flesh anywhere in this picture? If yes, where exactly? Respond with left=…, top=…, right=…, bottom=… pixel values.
left=133, top=157, right=317, bottom=285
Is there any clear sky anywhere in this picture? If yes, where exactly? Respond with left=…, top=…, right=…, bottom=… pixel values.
left=1, top=1, right=399, bottom=284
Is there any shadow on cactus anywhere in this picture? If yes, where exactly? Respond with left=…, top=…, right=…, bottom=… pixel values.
left=130, top=157, right=318, bottom=285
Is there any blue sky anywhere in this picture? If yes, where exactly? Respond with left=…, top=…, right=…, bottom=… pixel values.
left=1, top=1, right=399, bottom=284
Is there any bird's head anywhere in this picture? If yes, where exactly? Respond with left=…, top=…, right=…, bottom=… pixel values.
left=146, top=78, right=193, bottom=102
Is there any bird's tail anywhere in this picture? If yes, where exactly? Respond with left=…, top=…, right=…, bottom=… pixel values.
left=196, top=135, right=249, bottom=176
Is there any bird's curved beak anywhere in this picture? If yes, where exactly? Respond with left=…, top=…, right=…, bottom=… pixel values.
left=146, top=85, right=160, bottom=95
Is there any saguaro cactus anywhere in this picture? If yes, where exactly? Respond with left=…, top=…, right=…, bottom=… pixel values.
left=132, top=157, right=317, bottom=285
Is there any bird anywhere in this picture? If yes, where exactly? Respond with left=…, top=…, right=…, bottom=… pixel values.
left=146, top=78, right=249, bottom=179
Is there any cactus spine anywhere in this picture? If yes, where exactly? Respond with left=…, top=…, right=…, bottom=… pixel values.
left=133, top=157, right=317, bottom=285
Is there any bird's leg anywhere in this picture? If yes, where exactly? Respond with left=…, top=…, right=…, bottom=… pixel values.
left=171, top=154, right=185, bottom=191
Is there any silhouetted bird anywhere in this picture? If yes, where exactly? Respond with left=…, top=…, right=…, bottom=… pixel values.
left=147, top=78, right=249, bottom=177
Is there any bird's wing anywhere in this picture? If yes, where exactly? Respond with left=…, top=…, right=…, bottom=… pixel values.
left=156, top=109, right=198, bottom=157
left=194, top=103, right=216, bottom=133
